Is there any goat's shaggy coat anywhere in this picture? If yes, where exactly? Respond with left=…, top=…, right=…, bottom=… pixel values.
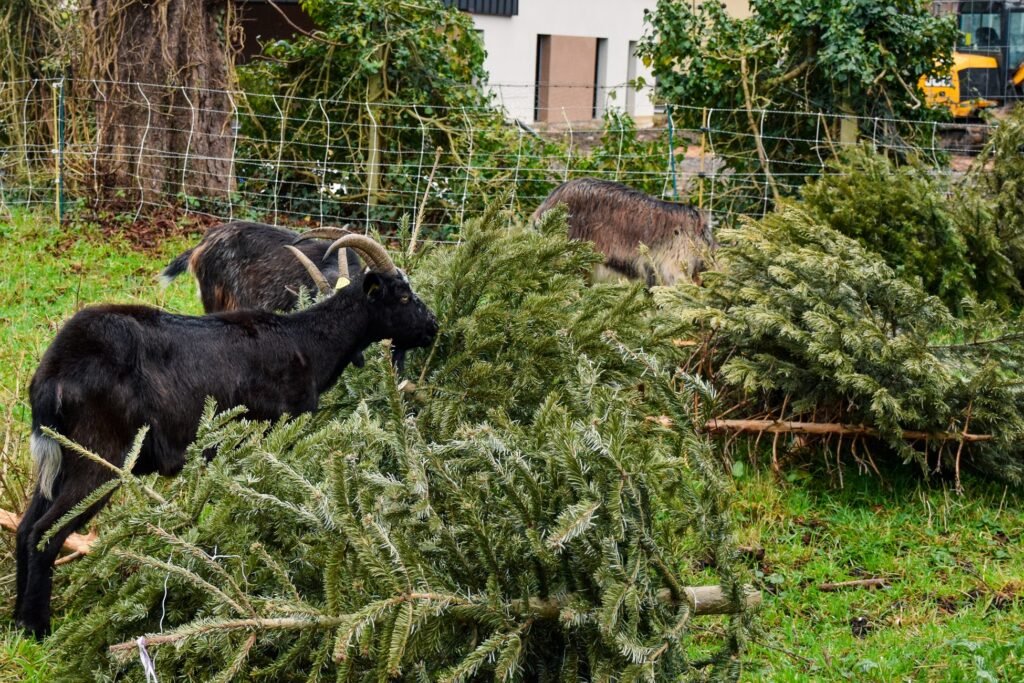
left=15, top=254, right=438, bottom=638
left=532, top=178, right=715, bottom=285
left=161, top=222, right=389, bottom=368
left=161, top=222, right=363, bottom=313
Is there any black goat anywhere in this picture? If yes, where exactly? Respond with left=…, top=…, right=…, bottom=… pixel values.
left=160, top=222, right=362, bottom=313
left=15, top=235, right=438, bottom=638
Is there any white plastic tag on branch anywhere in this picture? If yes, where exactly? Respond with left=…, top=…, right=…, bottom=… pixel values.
left=137, top=636, right=159, bottom=683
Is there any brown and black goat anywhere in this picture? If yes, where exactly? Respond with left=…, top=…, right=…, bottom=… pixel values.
left=160, top=221, right=363, bottom=313
left=161, top=221, right=392, bottom=368
left=532, top=177, right=716, bottom=286
left=15, top=235, right=438, bottom=638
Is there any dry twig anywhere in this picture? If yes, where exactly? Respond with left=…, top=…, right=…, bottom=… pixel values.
left=0, top=508, right=97, bottom=558
left=818, top=578, right=889, bottom=592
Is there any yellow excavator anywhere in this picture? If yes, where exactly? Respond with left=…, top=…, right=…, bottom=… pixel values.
left=921, top=1, right=1024, bottom=117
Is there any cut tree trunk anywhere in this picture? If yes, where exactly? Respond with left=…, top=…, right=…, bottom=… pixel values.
left=704, top=418, right=992, bottom=443
left=518, top=584, right=761, bottom=619
left=84, top=0, right=236, bottom=204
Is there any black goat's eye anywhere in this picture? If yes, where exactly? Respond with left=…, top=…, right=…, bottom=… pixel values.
left=400, top=295, right=410, bottom=304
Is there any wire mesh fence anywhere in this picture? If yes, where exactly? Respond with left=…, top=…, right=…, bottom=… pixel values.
left=0, top=77, right=993, bottom=245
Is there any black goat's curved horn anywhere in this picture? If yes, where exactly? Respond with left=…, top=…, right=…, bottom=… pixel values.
left=284, top=246, right=332, bottom=295
left=292, top=225, right=355, bottom=244
left=325, top=235, right=397, bottom=275
left=337, top=247, right=350, bottom=281
left=329, top=243, right=374, bottom=274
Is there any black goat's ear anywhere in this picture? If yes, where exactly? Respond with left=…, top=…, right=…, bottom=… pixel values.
left=362, top=271, right=385, bottom=301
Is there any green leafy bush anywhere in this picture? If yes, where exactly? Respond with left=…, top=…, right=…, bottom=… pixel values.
left=234, top=0, right=496, bottom=235
left=637, top=0, right=956, bottom=213
left=655, top=205, right=1024, bottom=483
left=51, top=208, right=751, bottom=681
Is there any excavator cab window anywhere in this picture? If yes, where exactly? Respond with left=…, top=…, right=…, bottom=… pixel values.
left=1009, top=11, right=1024, bottom=68
left=959, top=8, right=1002, bottom=48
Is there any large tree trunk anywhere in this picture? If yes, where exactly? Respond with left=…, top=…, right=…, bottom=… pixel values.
left=85, top=0, right=235, bottom=203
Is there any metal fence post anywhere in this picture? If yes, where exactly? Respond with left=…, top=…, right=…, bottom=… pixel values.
left=667, top=104, right=679, bottom=200
left=54, top=78, right=66, bottom=224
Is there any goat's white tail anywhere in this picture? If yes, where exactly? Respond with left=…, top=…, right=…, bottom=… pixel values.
left=31, top=430, right=62, bottom=501
left=156, top=272, right=176, bottom=290
left=158, top=248, right=193, bottom=290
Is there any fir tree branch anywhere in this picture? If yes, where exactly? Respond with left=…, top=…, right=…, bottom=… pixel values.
left=41, top=426, right=167, bottom=504
left=106, top=585, right=760, bottom=658
left=931, top=332, right=1024, bottom=350
left=145, top=524, right=256, bottom=617
left=108, top=615, right=348, bottom=653
left=114, top=551, right=250, bottom=617
left=506, top=585, right=761, bottom=620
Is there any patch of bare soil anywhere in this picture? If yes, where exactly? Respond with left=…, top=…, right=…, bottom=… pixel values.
left=80, top=202, right=221, bottom=253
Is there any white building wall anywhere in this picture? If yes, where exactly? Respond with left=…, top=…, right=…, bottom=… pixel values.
left=468, top=0, right=658, bottom=123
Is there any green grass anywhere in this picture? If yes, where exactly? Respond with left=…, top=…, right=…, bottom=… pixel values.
left=0, top=208, right=201, bottom=681
left=0, top=209, right=202, bottom=507
left=0, top=209, right=1022, bottom=681
left=0, top=629, right=50, bottom=682
left=735, top=467, right=1024, bottom=681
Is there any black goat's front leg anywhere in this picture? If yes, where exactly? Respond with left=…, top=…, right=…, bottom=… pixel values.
left=14, top=474, right=113, bottom=639
left=392, top=348, right=407, bottom=374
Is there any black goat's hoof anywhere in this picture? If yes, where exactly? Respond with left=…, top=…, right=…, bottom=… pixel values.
left=15, top=617, right=50, bottom=641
